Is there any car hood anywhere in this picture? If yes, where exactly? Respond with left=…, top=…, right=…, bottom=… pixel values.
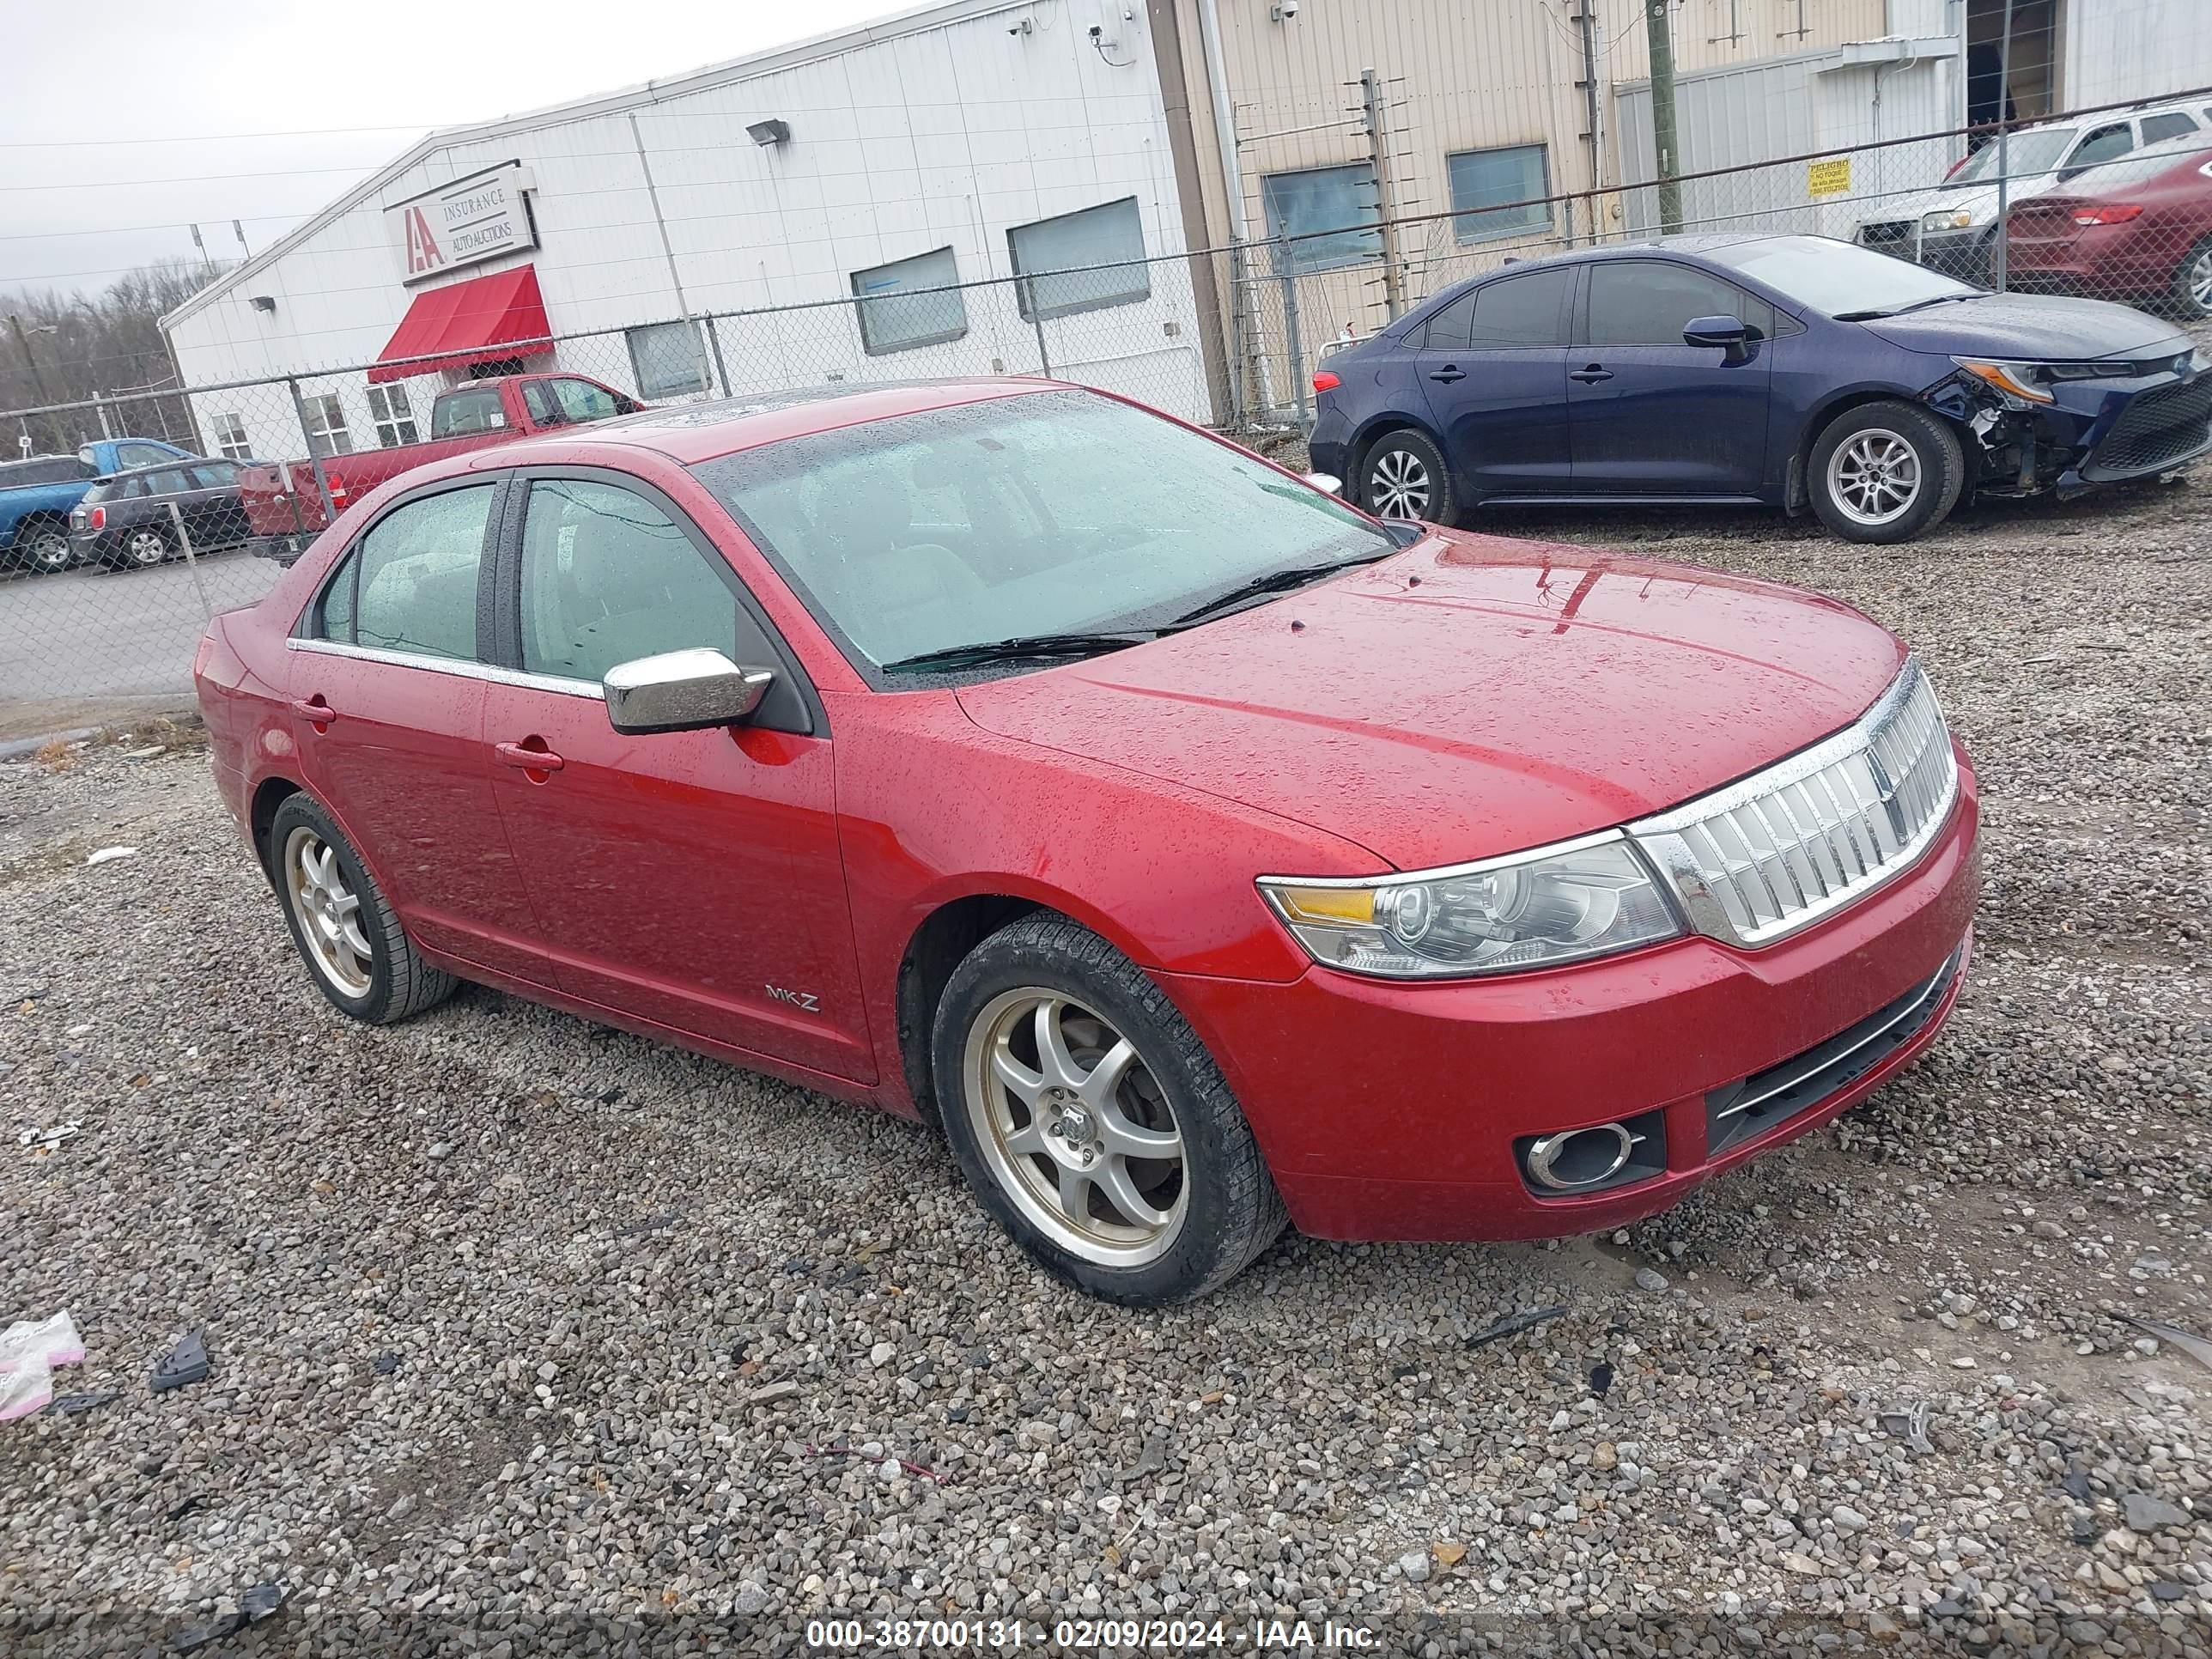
left=1862, top=291, right=2188, bottom=362
left=1855, top=181, right=2015, bottom=227
left=956, top=535, right=1907, bottom=872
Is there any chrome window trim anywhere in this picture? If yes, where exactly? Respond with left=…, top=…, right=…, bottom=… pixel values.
left=285, top=636, right=601, bottom=701
left=1627, top=658, right=1959, bottom=948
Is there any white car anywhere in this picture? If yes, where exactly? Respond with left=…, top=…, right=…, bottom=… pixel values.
left=1854, top=97, right=2212, bottom=279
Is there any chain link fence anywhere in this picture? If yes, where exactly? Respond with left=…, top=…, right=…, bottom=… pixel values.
left=7, top=89, right=2212, bottom=723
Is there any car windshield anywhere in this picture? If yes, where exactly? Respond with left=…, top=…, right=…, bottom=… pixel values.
left=688, top=388, right=1390, bottom=677
left=1949, top=128, right=2078, bottom=183
left=1705, top=236, right=1982, bottom=317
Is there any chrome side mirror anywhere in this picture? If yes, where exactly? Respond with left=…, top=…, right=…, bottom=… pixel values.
left=1303, top=471, right=1344, bottom=496
left=603, top=647, right=773, bottom=735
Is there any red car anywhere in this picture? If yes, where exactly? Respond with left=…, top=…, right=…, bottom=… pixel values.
left=2005, top=134, right=2212, bottom=319
left=193, top=380, right=1978, bottom=1304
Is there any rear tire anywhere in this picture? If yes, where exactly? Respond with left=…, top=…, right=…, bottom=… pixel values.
left=118, top=526, right=172, bottom=569
left=1358, top=427, right=1458, bottom=524
left=2172, top=235, right=2212, bottom=320
left=932, top=915, right=1285, bottom=1305
left=22, top=523, right=73, bottom=574
left=1807, top=401, right=1965, bottom=544
left=267, top=793, right=458, bottom=1024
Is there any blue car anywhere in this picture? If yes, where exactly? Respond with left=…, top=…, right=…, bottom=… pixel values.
left=1308, top=233, right=2212, bottom=544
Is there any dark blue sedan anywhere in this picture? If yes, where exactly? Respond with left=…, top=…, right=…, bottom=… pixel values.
left=1307, top=234, right=2212, bottom=543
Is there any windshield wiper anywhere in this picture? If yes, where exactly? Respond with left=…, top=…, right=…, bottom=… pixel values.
left=878, top=631, right=1153, bottom=674
left=1834, top=293, right=1983, bottom=322
left=1168, top=551, right=1395, bottom=628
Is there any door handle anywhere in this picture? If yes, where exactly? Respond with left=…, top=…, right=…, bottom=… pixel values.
left=1428, top=366, right=1467, bottom=383
left=1571, top=365, right=1614, bottom=384
left=290, top=697, right=337, bottom=726
left=495, top=739, right=565, bottom=773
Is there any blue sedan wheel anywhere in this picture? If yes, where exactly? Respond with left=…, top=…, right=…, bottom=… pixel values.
left=1358, top=428, right=1456, bottom=525
left=1808, top=401, right=1965, bottom=545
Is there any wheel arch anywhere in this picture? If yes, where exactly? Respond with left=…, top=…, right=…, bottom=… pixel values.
left=249, top=775, right=306, bottom=887
left=894, top=893, right=1050, bottom=1128
left=1346, top=412, right=1449, bottom=493
left=1791, top=388, right=1972, bottom=507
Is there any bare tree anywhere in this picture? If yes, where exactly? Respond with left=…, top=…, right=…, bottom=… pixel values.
left=3, top=258, right=233, bottom=457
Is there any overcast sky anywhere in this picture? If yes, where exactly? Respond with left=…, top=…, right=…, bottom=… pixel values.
left=1, top=0, right=912, bottom=301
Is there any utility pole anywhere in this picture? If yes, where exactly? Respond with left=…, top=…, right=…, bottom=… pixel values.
left=1573, top=3, right=1604, bottom=245
left=9, top=314, right=54, bottom=406
left=1644, top=0, right=1683, bottom=234
left=1359, top=68, right=1407, bottom=319
left=1990, top=0, right=2016, bottom=290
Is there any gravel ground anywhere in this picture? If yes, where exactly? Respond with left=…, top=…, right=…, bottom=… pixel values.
left=1, top=473, right=2208, bottom=1656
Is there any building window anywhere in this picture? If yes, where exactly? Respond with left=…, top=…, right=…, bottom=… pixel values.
left=851, top=246, right=969, bottom=356
left=211, top=411, right=252, bottom=460
left=301, top=392, right=353, bottom=457
left=627, top=320, right=710, bottom=399
left=1009, top=198, right=1151, bottom=321
left=1261, top=163, right=1382, bottom=274
left=1448, top=145, right=1553, bottom=244
left=365, top=385, right=419, bottom=448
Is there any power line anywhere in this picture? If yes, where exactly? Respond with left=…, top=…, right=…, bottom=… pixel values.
left=2, top=165, right=382, bottom=192
left=0, top=215, right=309, bottom=243
left=0, top=124, right=441, bottom=149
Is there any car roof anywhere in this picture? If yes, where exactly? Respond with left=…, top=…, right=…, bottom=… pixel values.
left=96, top=458, right=209, bottom=482
left=492, top=375, right=1062, bottom=466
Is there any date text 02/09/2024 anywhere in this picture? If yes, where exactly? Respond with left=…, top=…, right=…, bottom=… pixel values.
left=803, top=1617, right=1382, bottom=1650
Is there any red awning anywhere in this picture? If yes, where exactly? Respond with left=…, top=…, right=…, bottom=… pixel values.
left=368, top=264, right=553, bottom=384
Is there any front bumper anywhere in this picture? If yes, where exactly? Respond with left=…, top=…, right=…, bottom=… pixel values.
left=1935, top=360, right=2212, bottom=495
left=1164, top=754, right=1981, bottom=1243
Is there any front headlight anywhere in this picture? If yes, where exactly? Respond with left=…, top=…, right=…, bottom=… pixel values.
left=1259, top=833, right=1683, bottom=981
left=1954, top=357, right=2057, bottom=404
left=1922, top=207, right=1979, bottom=232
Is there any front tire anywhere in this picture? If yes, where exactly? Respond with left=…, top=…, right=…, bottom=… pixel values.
left=1358, top=427, right=1457, bottom=524
left=1808, top=402, right=1965, bottom=544
left=267, top=794, right=457, bottom=1024
left=932, top=915, right=1285, bottom=1305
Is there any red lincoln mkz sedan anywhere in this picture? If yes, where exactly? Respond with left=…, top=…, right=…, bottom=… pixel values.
left=194, top=380, right=1978, bottom=1304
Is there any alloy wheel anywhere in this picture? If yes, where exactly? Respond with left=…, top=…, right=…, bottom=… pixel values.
left=283, top=825, right=372, bottom=998
left=962, top=988, right=1188, bottom=1267
left=1367, top=447, right=1431, bottom=519
left=28, top=530, right=70, bottom=572
left=2189, top=247, right=2212, bottom=313
left=1826, top=429, right=1923, bottom=528
left=125, top=530, right=167, bottom=567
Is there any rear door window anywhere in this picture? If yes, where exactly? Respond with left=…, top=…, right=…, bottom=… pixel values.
left=431, top=388, right=508, bottom=439
left=2141, top=112, right=2200, bottom=143
left=1584, top=262, right=1775, bottom=345
left=190, top=463, right=238, bottom=488
left=2066, top=122, right=2136, bottom=171
left=1419, top=289, right=1480, bottom=351
left=520, top=382, right=564, bottom=427
left=329, top=483, right=496, bottom=660
left=142, top=468, right=193, bottom=497
left=1463, top=268, right=1572, bottom=347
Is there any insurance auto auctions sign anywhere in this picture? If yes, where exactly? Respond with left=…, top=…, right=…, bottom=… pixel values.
left=386, top=162, right=538, bottom=284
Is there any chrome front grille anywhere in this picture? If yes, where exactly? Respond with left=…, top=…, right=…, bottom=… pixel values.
left=1630, top=661, right=1958, bottom=947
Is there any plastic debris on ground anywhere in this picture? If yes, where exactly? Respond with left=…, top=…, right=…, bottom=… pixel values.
left=151, top=1332, right=210, bottom=1393
left=1, top=1311, right=86, bottom=1421
left=2124, top=1315, right=2212, bottom=1376
left=19, top=1122, right=82, bottom=1152
left=1465, top=1305, right=1568, bottom=1347
left=173, top=1583, right=287, bottom=1651
left=84, top=847, right=138, bottom=866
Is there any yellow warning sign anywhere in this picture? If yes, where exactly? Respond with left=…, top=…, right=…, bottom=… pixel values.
left=1808, top=157, right=1853, bottom=198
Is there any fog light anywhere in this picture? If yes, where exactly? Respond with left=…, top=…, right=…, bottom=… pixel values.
left=1525, top=1122, right=1638, bottom=1191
